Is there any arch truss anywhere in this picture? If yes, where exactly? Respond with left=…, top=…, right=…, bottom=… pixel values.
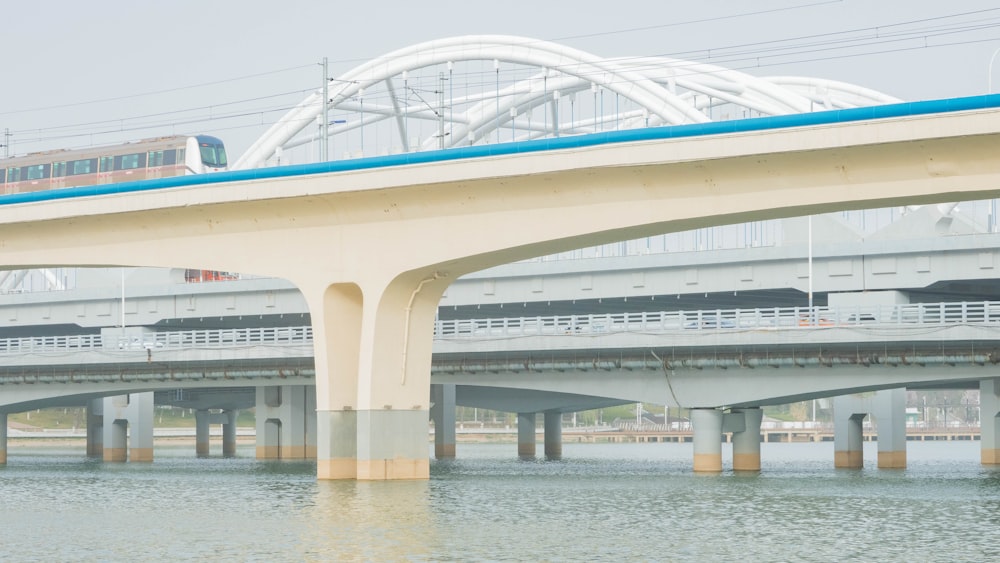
left=233, top=35, right=900, bottom=170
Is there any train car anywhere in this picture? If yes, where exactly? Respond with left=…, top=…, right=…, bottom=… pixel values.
left=0, top=134, right=227, bottom=195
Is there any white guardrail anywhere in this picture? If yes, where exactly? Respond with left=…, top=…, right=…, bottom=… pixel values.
left=432, top=301, right=1000, bottom=339
left=1, top=301, right=999, bottom=355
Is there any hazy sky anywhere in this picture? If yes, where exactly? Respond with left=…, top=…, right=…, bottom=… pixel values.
left=3, top=0, right=1000, bottom=160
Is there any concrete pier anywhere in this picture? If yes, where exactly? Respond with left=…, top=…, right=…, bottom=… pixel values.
left=981, top=379, right=1000, bottom=465
left=102, top=392, right=154, bottom=462
left=544, top=411, right=562, bottom=460
left=834, top=389, right=907, bottom=469
left=0, top=412, right=6, bottom=465
left=875, top=389, right=907, bottom=469
left=196, top=409, right=239, bottom=457
left=691, top=408, right=723, bottom=472
left=255, top=385, right=316, bottom=459
left=86, top=399, right=103, bottom=458
left=316, top=409, right=430, bottom=480
left=518, top=412, right=537, bottom=458
left=431, top=384, right=457, bottom=459
left=732, top=408, right=763, bottom=472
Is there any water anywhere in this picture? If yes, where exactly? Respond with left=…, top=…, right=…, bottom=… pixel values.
left=1, top=441, right=998, bottom=561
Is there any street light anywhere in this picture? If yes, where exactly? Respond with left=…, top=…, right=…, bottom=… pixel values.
left=990, top=46, right=1000, bottom=93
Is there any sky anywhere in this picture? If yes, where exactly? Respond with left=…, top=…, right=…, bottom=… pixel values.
left=3, top=0, right=1000, bottom=162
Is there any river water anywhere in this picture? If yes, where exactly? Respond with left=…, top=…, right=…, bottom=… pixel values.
left=1, top=441, right=997, bottom=562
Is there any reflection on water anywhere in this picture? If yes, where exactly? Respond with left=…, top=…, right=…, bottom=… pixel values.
left=1, top=441, right=998, bottom=561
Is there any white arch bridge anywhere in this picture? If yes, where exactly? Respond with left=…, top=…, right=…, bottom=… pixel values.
left=234, top=34, right=899, bottom=169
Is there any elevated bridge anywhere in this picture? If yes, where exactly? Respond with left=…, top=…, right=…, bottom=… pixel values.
left=3, top=95, right=1000, bottom=478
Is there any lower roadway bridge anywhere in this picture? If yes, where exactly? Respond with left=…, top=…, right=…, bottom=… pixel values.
left=3, top=299, right=1000, bottom=472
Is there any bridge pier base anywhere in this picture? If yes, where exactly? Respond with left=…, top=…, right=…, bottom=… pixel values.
left=102, top=393, right=154, bottom=462
left=732, top=408, right=763, bottom=471
left=980, top=379, right=1000, bottom=464
left=544, top=410, right=562, bottom=460
left=0, top=412, right=6, bottom=465
left=431, top=384, right=456, bottom=459
left=316, top=409, right=430, bottom=480
left=255, top=385, right=316, bottom=459
left=518, top=412, right=537, bottom=458
left=692, top=408, right=723, bottom=472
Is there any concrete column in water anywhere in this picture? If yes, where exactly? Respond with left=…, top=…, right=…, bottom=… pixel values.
left=518, top=412, right=537, bottom=458
left=431, top=384, right=457, bottom=459
left=195, top=409, right=211, bottom=457
left=691, top=408, right=723, bottom=472
left=86, top=398, right=103, bottom=458
left=544, top=410, right=562, bottom=460
left=874, top=388, right=906, bottom=469
left=833, top=395, right=866, bottom=469
left=731, top=408, right=763, bottom=471
left=0, top=412, right=7, bottom=465
left=102, top=393, right=154, bottom=462
left=981, top=379, right=1000, bottom=465
left=255, top=385, right=313, bottom=459
left=222, top=409, right=237, bottom=457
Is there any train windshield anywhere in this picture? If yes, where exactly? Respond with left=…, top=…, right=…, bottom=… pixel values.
left=196, top=136, right=228, bottom=168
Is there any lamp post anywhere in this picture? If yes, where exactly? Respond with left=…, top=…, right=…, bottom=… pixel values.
left=990, top=46, right=1000, bottom=94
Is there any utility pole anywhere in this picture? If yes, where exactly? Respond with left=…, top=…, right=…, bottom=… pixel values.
left=321, top=57, right=329, bottom=162
left=1, top=128, right=10, bottom=158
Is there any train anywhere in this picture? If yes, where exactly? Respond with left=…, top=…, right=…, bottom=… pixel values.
left=0, top=134, right=228, bottom=194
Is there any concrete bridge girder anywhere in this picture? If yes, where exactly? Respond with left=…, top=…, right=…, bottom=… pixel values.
left=434, top=363, right=994, bottom=409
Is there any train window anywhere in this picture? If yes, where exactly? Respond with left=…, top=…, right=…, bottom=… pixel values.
left=114, top=153, right=145, bottom=170
left=178, top=149, right=185, bottom=163
left=7, top=167, right=20, bottom=182
left=0, top=169, right=5, bottom=183
left=199, top=143, right=227, bottom=167
left=25, top=164, right=50, bottom=180
left=148, top=151, right=164, bottom=167
left=70, top=158, right=97, bottom=175
left=52, top=162, right=67, bottom=178
left=99, top=156, right=113, bottom=172
left=162, top=149, right=177, bottom=166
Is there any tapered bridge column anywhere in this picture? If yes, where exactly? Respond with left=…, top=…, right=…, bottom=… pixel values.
left=306, top=271, right=450, bottom=480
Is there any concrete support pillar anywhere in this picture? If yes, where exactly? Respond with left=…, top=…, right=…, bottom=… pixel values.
left=255, top=385, right=314, bottom=460
left=691, top=408, right=723, bottom=472
left=544, top=410, right=562, bottom=460
left=874, top=388, right=907, bottom=469
left=732, top=408, right=763, bottom=472
left=195, top=409, right=211, bottom=457
left=102, top=392, right=154, bottom=462
left=981, top=379, right=1000, bottom=465
left=222, top=409, right=237, bottom=457
left=833, top=395, right=866, bottom=469
left=0, top=412, right=7, bottom=465
left=431, top=384, right=456, bottom=459
left=517, top=412, right=537, bottom=458
left=86, top=398, right=103, bottom=458
left=305, top=273, right=449, bottom=481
